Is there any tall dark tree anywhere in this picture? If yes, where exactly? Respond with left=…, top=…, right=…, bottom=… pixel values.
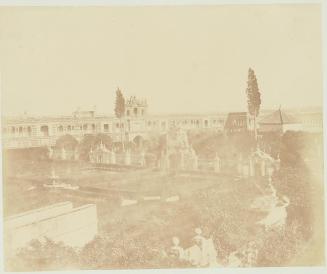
left=246, top=68, right=261, bottom=141
left=114, top=88, right=126, bottom=150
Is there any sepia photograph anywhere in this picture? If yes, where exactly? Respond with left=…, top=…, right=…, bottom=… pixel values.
left=0, top=1, right=326, bottom=272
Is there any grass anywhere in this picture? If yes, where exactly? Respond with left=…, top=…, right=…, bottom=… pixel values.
left=4, top=158, right=261, bottom=212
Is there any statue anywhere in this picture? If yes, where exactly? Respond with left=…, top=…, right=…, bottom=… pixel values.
left=214, top=153, right=221, bottom=173
left=47, top=146, right=53, bottom=159
left=170, top=237, right=185, bottom=260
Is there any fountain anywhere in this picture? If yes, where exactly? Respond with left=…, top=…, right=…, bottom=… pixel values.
left=43, top=168, right=79, bottom=190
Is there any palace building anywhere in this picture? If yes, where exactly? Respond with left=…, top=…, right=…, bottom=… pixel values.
left=1, top=96, right=226, bottom=149
left=1, top=96, right=322, bottom=150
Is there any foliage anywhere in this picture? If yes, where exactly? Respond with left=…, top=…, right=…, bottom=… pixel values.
left=279, top=131, right=323, bottom=168
left=6, top=238, right=79, bottom=271
left=114, top=88, right=125, bottom=119
left=246, top=68, right=261, bottom=117
left=259, top=132, right=282, bottom=158
left=188, top=131, right=255, bottom=159
left=77, top=134, right=113, bottom=160
left=271, top=131, right=321, bottom=241
left=143, top=133, right=166, bottom=158
left=5, top=131, right=322, bottom=270
left=114, top=87, right=126, bottom=150
left=55, top=134, right=78, bottom=150
left=257, top=220, right=306, bottom=266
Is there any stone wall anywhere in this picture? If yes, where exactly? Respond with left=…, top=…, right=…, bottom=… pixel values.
left=4, top=202, right=98, bottom=257
left=5, top=201, right=73, bottom=230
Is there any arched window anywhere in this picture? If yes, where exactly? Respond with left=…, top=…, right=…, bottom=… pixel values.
left=104, top=124, right=109, bottom=132
left=133, top=108, right=138, bottom=116
left=161, top=121, right=166, bottom=129
left=127, top=110, right=130, bottom=116
left=27, top=126, right=32, bottom=136
left=83, top=124, right=88, bottom=131
left=67, top=125, right=72, bottom=131
left=58, top=125, right=63, bottom=133
left=41, top=125, right=49, bottom=136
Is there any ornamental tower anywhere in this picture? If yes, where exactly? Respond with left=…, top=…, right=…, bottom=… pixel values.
left=125, top=96, right=148, bottom=118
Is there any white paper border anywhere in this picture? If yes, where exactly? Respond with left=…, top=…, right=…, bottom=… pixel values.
left=0, top=0, right=326, bottom=273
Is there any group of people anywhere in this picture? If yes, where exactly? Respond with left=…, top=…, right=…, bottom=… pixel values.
left=168, top=228, right=259, bottom=268
left=169, top=228, right=219, bottom=267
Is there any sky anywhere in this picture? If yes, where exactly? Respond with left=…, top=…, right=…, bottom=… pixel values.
left=0, top=4, right=323, bottom=116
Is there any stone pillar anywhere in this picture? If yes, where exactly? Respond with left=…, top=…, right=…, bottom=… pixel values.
left=89, top=149, right=93, bottom=163
left=166, top=154, right=170, bottom=170
left=249, top=158, right=255, bottom=177
left=180, top=151, right=185, bottom=170
left=125, top=150, right=131, bottom=166
left=140, top=151, right=146, bottom=167
left=159, top=151, right=165, bottom=170
left=275, top=156, right=281, bottom=171
left=267, top=166, right=274, bottom=180
left=105, top=151, right=111, bottom=164
left=110, top=150, right=116, bottom=165
left=237, top=155, right=243, bottom=175
left=47, top=147, right=53, bottom=160
left=192, top=155, right=199, bottom=170
left=261, top=160, right=266, bottom=176
left=73, top=148, right=79, bottom=161
left=242, top=164, right=249, bottom=178
left=214, top=154, right=221, bottom=173
left=61, top=147, right=66, bottom=161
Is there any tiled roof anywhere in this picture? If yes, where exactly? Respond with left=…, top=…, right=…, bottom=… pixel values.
left=224, top=112, right=249, bottom=129
left=259, top=109, right=299, bottom=125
